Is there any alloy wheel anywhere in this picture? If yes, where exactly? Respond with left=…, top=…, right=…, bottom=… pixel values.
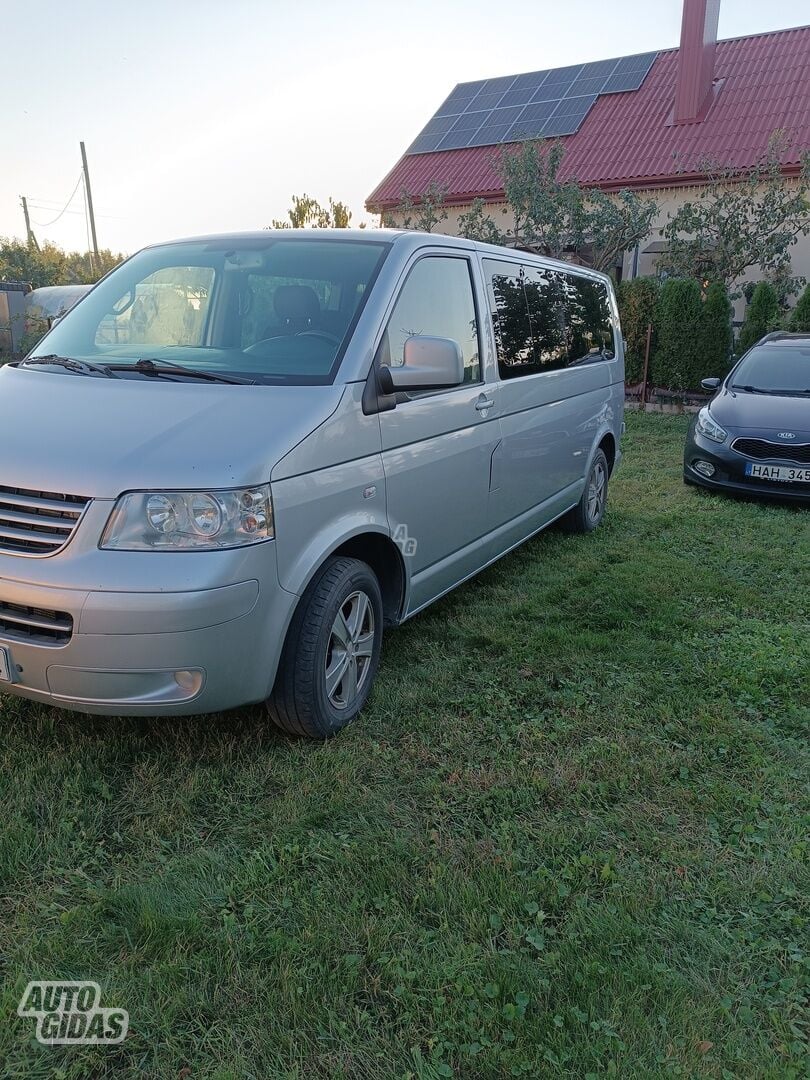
left=324, top=590, right=375, bottom=710
left=587, top=460, right=607, bottom=523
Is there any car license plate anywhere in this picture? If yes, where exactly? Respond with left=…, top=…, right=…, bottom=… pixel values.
left=0, top=646, right=11, bottom=683
left=745, top=462, right=810, bottom=483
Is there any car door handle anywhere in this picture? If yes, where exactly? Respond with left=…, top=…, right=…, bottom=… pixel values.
left=475, top=394, right=495, bottom=412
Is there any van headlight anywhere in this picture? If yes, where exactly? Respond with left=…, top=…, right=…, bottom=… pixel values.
left=101, top=485, right=274, bottom=550
left=695, top=407, right=728, bottom=444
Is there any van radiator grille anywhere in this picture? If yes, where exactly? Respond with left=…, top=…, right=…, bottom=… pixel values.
left=0, top=486, right=90, bottom=555
left=732, top=438, right=810, bottom=465
left=0, top=600, right=73, bottom=644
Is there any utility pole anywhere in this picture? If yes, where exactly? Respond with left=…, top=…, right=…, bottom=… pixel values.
left=80, top=141, right=100, bottom=266
left=20, top=196, right=39, bottom=250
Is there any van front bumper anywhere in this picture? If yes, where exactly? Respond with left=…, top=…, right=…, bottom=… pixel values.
left=0, top=575, right=296, bottom=716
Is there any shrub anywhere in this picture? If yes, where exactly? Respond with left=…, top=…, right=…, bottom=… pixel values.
left=738, top=282, right=780, bottom=352
left=787, top=283, right=810, bottom=331
left=616, top=276, right=658, bottom=383
left=695, top=280, right=733, bottom=382
left=650, top=277, right=702, bottom=391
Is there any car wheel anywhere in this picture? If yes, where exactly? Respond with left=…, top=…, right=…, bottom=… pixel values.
left=266, top=556, right=383, bottom=738
left=561, top=448, right=609, bottom=534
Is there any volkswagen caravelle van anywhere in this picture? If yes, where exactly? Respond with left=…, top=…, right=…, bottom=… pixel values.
left=0, top=231, right=623, bottom=737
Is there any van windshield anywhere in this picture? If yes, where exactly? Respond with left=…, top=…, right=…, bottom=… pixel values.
left=29, top=236, right=390, bottom=385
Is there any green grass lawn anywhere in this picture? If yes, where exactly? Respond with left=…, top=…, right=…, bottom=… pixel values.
left=1, top=412, right=808, bottom=1079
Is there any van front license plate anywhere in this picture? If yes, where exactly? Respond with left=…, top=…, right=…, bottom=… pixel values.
left=745, top=463, right=810, bottom=483
left=0, top=647, right=12, bottom=683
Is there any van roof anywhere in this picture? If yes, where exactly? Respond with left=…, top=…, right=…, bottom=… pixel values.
left=141, top=230, right=614, bottom=283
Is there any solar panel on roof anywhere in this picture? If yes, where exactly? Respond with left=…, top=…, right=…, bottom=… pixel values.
left=436, top=130, right=479, bottom=150
left=482, top=75, right=517, bottom=93
left=567, top=76, right=611, bottom=97
left=615, top=51, right=657, bottom=73
left=601, top=72, right=645, bottom=94
left=535, top=75, right=577, bottom=96
left=467, top=124, right=514, bottom=147
left=405, top=50, right=657, bottom=154
left=449, top=110, right=489, bottom=133
left=421, top=115, right=455, bottom=136
left=511, top=69, right=550, bottom=90
left=578, top=58, right=617, bottom=78
left=406, top=133, right=445, bottom=154
left=553, top=94, right=598, bottom=117
left=470, top=91, right=507, bottom=112
left=498, top=87, right=537, bottom=109
left=517, top=101, right=558, bottom=124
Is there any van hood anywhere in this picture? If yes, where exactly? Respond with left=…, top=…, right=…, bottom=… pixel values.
left=0, top=366, right=345, bottom=499
left=709, top=387, right=810, bottom=434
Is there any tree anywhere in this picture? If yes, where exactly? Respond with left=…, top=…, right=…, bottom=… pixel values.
left=738, top=282, right=780, bottom=352
left=651, top=278, right=703, bottom=390
left=391, top=182, right=449, bottom=233
left=328, top=199, right=352, bottom=228
left=696, top=281, right=733, bottom=382
left=764, top=262, right=805, bottom=313
left=496, top=139, right=656, bottom=271
left=787, top=283, right=810, bottom=331
left=456, top=198, right=505, bottom=244
left=616, top=276, right=658, bottom=383
left=269, top=194, right=355, bottom=229
left=497, top=140, right=583, bottom=256
left=585, top=188, right=657, bottom=274
left=0, top=238, right=122, bottom=288
left=659, top=134, right=810, bottom=295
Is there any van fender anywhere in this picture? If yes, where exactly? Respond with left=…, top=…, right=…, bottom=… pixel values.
left=276, top=517, right=404, bottom=599
left=585, top=410, right=620, bottom=477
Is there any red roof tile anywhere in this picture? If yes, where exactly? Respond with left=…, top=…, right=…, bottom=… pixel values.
left=366, top=26, right=810, bottom=210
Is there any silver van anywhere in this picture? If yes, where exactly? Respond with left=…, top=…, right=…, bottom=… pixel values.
left=0, top=231, right=623, bottom=736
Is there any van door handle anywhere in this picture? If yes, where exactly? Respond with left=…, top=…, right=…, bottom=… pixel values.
left=475, top=394, right=495, bottom=413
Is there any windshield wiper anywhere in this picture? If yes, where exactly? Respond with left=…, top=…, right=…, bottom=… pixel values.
left=732, top=383, right=809, bottom=396
left=19, top=354, right=120, bottom=379
left=109, top=358, right=255, bottom=385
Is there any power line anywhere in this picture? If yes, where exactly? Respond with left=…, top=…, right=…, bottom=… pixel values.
left=26, top=205, right=125, bottom=221
left=28, top=173, right=83, bottom=227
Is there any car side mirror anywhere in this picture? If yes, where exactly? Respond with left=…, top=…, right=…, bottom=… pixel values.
left=701, top=377, right=721, bottom=391
left=378, top=335, right=464, bottom=394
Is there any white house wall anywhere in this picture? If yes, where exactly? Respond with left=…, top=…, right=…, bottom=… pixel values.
left=384, top=177, right=809, bottom=323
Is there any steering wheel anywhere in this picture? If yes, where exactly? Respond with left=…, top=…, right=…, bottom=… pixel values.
left=297, top=330, right=341, bottom=346
left=244, top=336, right=282, bottom=356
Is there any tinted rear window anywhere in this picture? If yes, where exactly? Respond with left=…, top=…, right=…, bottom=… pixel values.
left=485, top=259, right=614, bottom=379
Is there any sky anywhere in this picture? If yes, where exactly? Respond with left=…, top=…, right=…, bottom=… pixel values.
left=1, top=0, right=807, bottom=255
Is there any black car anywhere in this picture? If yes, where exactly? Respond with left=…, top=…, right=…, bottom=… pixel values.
left=684, top=332, right=810, bottom=503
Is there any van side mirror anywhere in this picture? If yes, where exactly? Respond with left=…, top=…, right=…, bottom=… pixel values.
left=701, top=377, right=721, bottom=391
left=378, top=335, right=464, bottom=394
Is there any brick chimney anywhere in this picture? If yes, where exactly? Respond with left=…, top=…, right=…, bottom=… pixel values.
left=674, top=0, right=721, bottom=123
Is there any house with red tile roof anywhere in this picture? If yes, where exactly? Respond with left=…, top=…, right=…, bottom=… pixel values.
left=366, top=0, right=810, bottom=314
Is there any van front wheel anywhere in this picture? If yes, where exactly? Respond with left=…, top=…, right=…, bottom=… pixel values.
left=561, top=448, right=609, bottom=534
left=266, top=557, right=383, bottom=738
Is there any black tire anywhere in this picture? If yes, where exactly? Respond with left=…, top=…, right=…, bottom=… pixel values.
left=266, top=556, right=383, bottom=738
left=560, top=448, right=610, bottom=534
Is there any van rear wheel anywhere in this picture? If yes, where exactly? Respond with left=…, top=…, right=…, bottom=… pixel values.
left=561, top=448, right=609, bottom=534
left=266, top=556, right=383, bottom=738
